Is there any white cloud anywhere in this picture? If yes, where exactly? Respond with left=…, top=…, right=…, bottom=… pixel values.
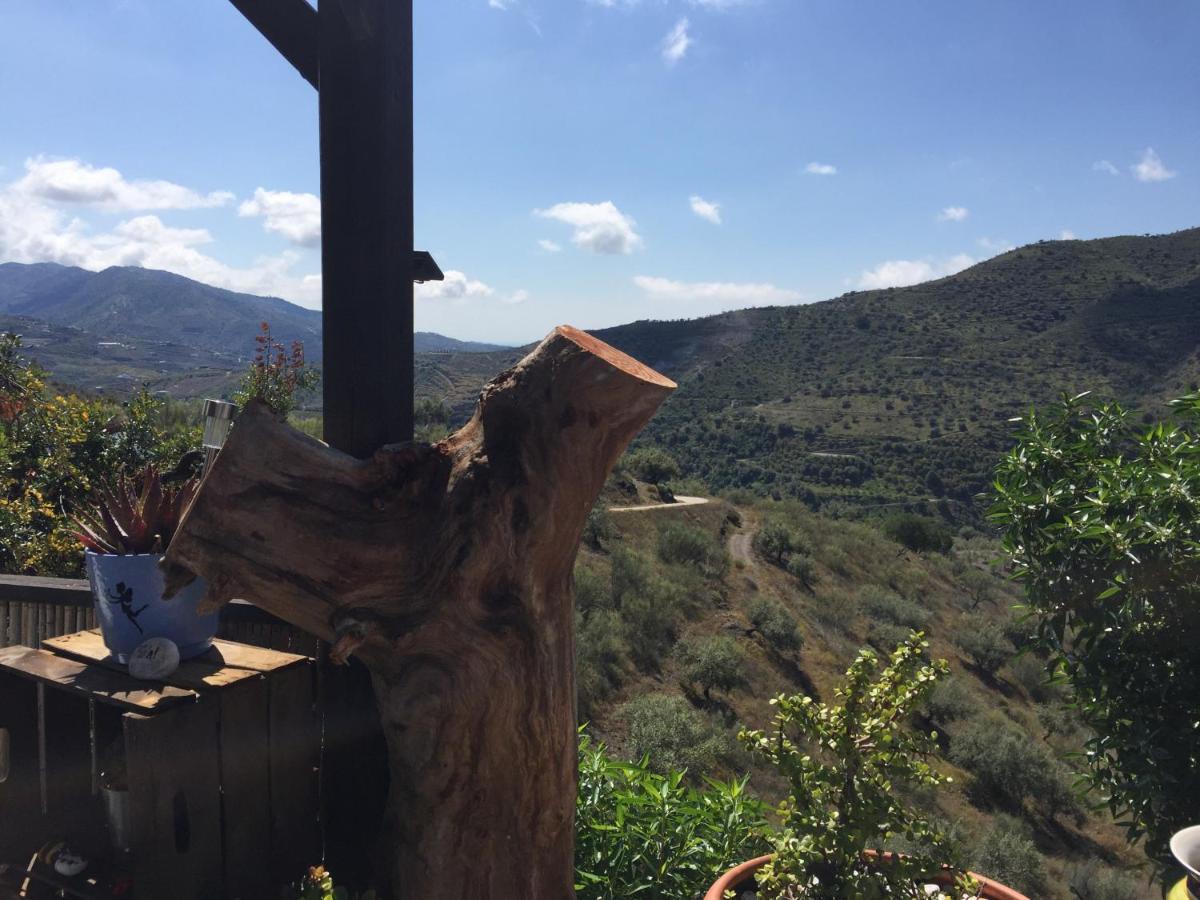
left=238, top=188, right=322, bottom=247
left=857, top=254, right=974, bottom=290
left=1132, top=147, right=1176, bottom=183
left=688, top=0, right=751, bottom=7
left=689, top=195, right=722, bottom=224
left=976, top=236, right=1014, bottom=253
left=14, top=157, right=232, bottom=211
left=662, top=18, right=691, bottom=65
left=488, top=0, right=512, bottom=7
left=538, top=239, right=562, bottom=253
left=1093, top=160, right=1120, bottom=176
left=1059, top=229, right=1077, bottom=240
left=0, top=162, right=320, bottom=307
left=937, top=206, right=969, bottom=222
left=804, top=161, right=837, bottom=176
left=505, top=289, right=530, bottom=305
left=535, top=201, right=642, bottom=255
left=416, top=270, right=494, bottom=302
left=634, top=275, right=801, bottom=306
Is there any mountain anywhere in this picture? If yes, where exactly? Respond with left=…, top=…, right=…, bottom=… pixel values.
left=0, top=263, right=510, bottom=393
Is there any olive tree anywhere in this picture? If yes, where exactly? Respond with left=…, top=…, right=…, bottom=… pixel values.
left=991, top=391, right=1200, bottom=863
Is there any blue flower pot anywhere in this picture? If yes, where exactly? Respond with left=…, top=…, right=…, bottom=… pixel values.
left=85, top=551, right=219, bottom=664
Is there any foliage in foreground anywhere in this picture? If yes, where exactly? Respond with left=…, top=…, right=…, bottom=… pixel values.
left=740, top=633, right=975, bottom=899
left=991, top=391, right=1200, bottom=862
left=575, top=729, right=769, bottom=900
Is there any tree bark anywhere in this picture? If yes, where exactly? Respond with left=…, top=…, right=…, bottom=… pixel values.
left=163, top=326, right=675, bottom=899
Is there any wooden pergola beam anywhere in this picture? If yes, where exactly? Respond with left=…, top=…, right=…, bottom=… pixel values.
left=226, top=0, right=319, bottom=89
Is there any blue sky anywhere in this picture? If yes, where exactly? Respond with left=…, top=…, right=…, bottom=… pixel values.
left=0, top=0, right=1196, bottom=344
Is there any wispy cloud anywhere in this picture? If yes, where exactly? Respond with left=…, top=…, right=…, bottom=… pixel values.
left=804, top=161, right=837, bottom=176
left=238, top=188, right=321, bottom=247
left=15, top=157, right=232, bottom=212
left=937, top=206, right=969, bottom=222
left=535, top=201, right=642, bottom=254
left=1059, top=229, right=1077, bottom=240
left=538, top=239, right=562, bottom=253
left=1092, top=159, right=1120, bottom=176
left=634, top=275, right=801, bottom=306
left=1132, top=147, right=1176, bottom=183
left=662, top=18, right=691, bottom=65
left=857, top=254, right=974, bottom=290
left=416, top=270, right=493, bottom=302
left=689, top=195, right=721, bottom=224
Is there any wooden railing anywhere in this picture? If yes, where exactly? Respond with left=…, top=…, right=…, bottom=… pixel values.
left=0, top=573, right=320, bottom=656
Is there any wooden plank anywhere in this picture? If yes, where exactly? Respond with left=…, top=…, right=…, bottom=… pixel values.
left=227, top=0, right=319, bottom=89
left=218, top=680, right=273, bottom=899
left=0, top=646, right=196, bottom=712
left=268, top=661, right=319, bottom=888
left=319, top=0, right=415, bottom=456
left=124, top=702, right=223, bottom=900
left=0, top=574, right=90, bottom=606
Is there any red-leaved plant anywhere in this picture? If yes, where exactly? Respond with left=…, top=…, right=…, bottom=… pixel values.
left=73, top=464, right=199, bottom=555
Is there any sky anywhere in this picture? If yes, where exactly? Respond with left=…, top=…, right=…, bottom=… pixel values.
left=0, top=0, right=1197, bottom=344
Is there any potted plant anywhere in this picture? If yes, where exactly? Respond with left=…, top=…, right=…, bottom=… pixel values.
left=73, top=464, right=217, bottom=663
left=705, top=633, right=1028, bottom=900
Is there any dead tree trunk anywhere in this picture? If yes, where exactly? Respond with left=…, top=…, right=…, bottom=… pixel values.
left=163, top=326, right=675, bottom=899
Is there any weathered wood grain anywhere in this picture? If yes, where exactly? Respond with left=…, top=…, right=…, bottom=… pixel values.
left=164, top=326, right=675, bottom=899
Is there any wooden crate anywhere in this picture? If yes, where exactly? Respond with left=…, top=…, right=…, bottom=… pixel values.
left=0, top=631, right=319, bottom=900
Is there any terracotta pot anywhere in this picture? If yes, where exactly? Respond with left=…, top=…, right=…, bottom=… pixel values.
left=704, top=854, right=1030, bottom=900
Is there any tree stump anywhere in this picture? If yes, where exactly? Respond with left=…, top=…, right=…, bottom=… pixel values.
left=163, top=326, right=675, bottom=899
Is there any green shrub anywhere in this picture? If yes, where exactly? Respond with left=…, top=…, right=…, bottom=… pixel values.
left=747, top=596, right=802, bottom=651
left=619, top=694, right=727, bottom=774
left=991, top=392, right=1200, bottom=859
left=753, top=519, right=801, bottom=566
left=954, top=614, right=1014, bottom=676
left=621, top=579, right=686, bottom=670
left=674, top=635, right=743, bottom=699
left=967, top=815, right=1046, bottom=897
left=950, top=719, right=1078, bottom=817
left=1065, top=860, right=1144, bottom=900
left=923, top=676, right=978, bottom=723
left=867, top=621, right=912, bottom=653
left=859, top=585, right=930, bottom=629
left=576, top=609, right=625, bottom=719
left=574, top=565, right=609, bottom=615
left=582, top=504, right=615, bottom=550
left=811, top=588, right=858, bottom=632
left=609, top=547, right=649, bottom=607
left=575, top=729, right=769, bottom=900
left=881, top=513, right=953, bottom=554
left=785, top=551, right=817, bottom=586
left=1005, top=652, right=1058, bottom=702
left=623, top=446, right=680, bottom=484
left=657, top=522, right=728, bottom=577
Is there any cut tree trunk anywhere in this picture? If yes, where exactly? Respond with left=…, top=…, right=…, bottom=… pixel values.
left=163, top=326, right=675, bottom=899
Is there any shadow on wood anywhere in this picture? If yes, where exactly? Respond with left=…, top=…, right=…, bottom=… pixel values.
left=163, top=326, right=675, bottom=899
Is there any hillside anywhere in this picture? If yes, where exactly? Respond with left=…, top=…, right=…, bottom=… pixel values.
left=577, top=487, right=1155, bottom=897
left=0, top=262, right=510, bottom=395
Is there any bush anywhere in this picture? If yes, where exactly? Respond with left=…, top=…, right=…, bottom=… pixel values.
left=623, top=446, right=680, bottom=485
left=1065, top=860, right=1143, bottom=900
left=968, top=816, right=1046, bottom=897
left=748, top=596, right=801, bottom=651
left=881, top=513, right=953, bottom=554
left=923, top=676, right=978, bottom=723
left=619, top=694, right=727, bottom=774
left=609, top=547, right=649, bottom=607
left=675, top=635, right=743, bottom=699
left=574, top=565, right=609, bottom=616
left=954, top=614, right=1014, bottom=676
left=951, top=719, right=1078, bottom=817
left=657, top=522, right=728, bottom=577
left=753, top=519, right=802, bottom=566
left=811, top=588, right=858, bottom=632
left=582, top=505, right=615, bottom=550
left=859, top=586, right=930, bottom=629
left=576, top=609, right=625, bottom=719
left=991, top=392, right=1200, bottom=858
left=621, top=578, right=686, bottom=670
left=785, top=552, right=817, bottom=587
left=867, top=621, right=913, bottom=653
left=1005, top=652, right=1058, bottom=702
left=576, top=729, right=769, bottom=900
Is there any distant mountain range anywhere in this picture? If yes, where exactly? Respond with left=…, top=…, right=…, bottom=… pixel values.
left=3, top=228, right=1199, bottom=513
left=0, top=262, right=510, bottom=395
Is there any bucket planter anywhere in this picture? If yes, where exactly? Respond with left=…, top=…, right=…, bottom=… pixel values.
left=74, top=464, right=215, bottom=664
left=86, top=551, right=216, bottom=662
left=704, top=854, right=1029, bottom=900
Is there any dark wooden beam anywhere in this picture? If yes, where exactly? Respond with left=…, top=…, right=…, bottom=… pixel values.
left=227, top=0, right=319, bottom=90
left=319, top=0, right=415, bottom=455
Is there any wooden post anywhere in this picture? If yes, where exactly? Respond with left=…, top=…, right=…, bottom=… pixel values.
left=165, top=327, right=676, bottom=899
left=318, top=0, right=415, bottom=454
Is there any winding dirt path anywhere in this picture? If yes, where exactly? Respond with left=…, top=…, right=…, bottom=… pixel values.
left=608, top=495, right=711, bottom=513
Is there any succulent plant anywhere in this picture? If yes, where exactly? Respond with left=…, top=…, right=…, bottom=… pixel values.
left=73, top=464, right=199, bottom=555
